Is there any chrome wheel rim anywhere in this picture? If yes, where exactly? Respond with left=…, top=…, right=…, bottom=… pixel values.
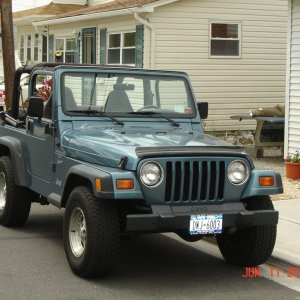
left=69, top=207, right=87, bottom=257
left=0, top=172, right=6, bottom=211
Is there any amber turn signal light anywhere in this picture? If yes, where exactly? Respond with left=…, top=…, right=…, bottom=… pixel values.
left=116, top=179, right=134, bottom=190
left=95, top=178, right=102, bottom=191
left=259, top=176, right=275, bottom=186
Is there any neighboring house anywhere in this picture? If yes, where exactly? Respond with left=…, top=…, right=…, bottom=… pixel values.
left=13, top=0, right=288, bottom=132
left=285, top=0, right=300, bottom=157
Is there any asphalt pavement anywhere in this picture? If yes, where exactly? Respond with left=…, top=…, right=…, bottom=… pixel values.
left=0, top=204, right=299, bottom=299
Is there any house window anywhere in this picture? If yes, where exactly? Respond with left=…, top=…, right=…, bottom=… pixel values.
left=20, top=35, right=24, bottom=62
left=34, top=33, right=39, bottom=61
left=65, top=38, right=75, bottom=63
left=27, top=34, right=32, bottom=62
left=55, top=38, right=75, bottom=63
left=108, top=32, right=136, bottom=65
left=210, top=22, right=240, bottom=57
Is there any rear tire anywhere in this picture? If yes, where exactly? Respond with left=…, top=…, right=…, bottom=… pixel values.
left=63, top=186, right=120, bottom=278
left=216, top=195, right=276, bottom=267
left=0, top=156, right=32, bottom=227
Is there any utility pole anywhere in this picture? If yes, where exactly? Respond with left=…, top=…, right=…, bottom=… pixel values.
left=0, top=0, right=15, bottom=108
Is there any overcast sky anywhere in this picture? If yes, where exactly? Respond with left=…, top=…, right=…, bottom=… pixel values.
left=12, top=0, right=51, bottom=12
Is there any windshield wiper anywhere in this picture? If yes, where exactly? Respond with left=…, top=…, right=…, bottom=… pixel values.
left=129, top=111, right=180, bottom=127
left=68, top=110, right=124, bottom=126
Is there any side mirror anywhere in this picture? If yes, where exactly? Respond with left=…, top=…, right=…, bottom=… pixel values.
left=197, top=102, right=208, bottom=119
left=28, top=96, right=44, bottom=118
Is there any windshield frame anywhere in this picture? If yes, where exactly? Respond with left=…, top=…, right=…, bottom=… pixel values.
left=60, top=70, right=197, bottom=120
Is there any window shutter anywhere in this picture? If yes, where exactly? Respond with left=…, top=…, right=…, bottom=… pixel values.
left=100, top=28, right=107, bottom=65
left=135, top=24, right=144, bottom=68
left=48, top=34, right=54, bottom=62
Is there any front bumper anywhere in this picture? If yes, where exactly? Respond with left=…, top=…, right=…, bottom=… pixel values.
left=126, top=203, right=278, bottom=233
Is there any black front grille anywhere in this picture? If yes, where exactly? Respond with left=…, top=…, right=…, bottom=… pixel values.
left=164, top=160, right=225, bottom=203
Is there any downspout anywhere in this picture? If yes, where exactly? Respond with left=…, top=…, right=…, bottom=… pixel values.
left=134, top=12, right=156, bottom=68
left=284, top=0, right=292, bottom=158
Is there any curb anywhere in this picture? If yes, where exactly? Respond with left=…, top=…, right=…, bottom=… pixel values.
left=269, top=249, right=300, bottom=270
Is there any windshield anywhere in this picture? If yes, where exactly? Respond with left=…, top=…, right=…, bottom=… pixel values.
left=61, top=72, right=196, bottom=118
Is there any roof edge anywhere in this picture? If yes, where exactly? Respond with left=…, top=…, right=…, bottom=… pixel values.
left=33, top=0, right=179, bottom=27
left=33, top=8, right=138, bottom=26
left=14, top=15, right=55, bottom=23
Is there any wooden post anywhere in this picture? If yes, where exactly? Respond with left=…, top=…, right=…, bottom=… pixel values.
left=0, top=0, right=15, bottom=109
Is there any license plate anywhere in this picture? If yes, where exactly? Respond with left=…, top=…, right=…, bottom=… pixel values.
left=189, top=214, right=223, bottom=235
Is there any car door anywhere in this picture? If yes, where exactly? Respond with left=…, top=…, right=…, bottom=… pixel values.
left=26, top=117, right=55, bottom=182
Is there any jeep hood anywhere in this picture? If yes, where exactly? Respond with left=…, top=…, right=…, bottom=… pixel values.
left=62, top=124, right=245, bottom=170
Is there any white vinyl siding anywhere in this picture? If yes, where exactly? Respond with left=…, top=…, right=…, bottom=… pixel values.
left=286, top=0, right=300, bottom=156
left=150, top=0, right=287, bottom=131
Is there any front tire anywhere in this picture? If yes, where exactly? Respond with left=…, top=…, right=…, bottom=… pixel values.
left=216, top=195, right=276, bottom=267
left=0, top=156, right=32, bottom=227
left=63, top=186, right=120, bottom=278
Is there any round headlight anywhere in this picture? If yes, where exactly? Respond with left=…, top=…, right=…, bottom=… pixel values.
left=140, top=162, right=163, bottom=187
left=228, top=160, right=249, bottom=185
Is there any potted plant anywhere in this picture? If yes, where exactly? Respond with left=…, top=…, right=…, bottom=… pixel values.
left=286, top=151, right=300, bottom=180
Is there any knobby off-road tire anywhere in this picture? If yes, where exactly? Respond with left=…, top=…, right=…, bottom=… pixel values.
left=0, top=156, right=32, bottom=227
left=216, top=195, right=276, bottom=267
left=63, top=186, right=120, bottom=278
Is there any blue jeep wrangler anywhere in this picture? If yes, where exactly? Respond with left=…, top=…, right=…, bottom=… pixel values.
left=0, top=63, right=282, bottom=278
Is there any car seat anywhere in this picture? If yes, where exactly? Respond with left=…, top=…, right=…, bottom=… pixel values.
left=104, top=84, right=133, bottom=112
left=64, top=87, right=77, bottom=111
left=43, top=95, right=53, bottom=119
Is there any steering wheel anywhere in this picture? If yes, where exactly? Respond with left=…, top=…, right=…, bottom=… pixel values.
left=137, top=105, right=159, bottom=112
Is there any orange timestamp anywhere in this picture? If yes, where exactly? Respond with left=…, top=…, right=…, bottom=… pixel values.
left=242, top=267, right=300, bottom=278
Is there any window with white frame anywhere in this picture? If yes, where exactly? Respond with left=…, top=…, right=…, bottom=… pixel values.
left=210, top=22, right=240, bottom=57
left=108, top=32, right=135, bottom=65
left=20, top=35, right=25, bottom=62
left=65, top=38, right=75, bottom=63
left=55, top=38, right=75, bottom=63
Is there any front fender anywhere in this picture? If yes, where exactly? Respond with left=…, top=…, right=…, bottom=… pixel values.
left=241, top=169, right=283, bottom=199
left=64, top=164, right=143, bottom=201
